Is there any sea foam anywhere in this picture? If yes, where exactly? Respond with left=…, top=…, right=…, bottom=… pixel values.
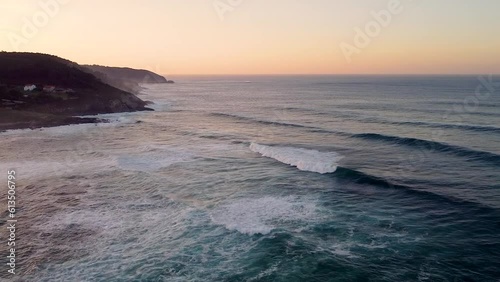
left=210, top=196, right=318, bottom=235
left=117, top=149, right=194, bottom=172
left=249, top=143, right=342, bottom=174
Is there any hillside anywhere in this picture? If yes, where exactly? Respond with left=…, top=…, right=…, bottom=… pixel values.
left=83, top=65, right=173, bottom=94
left=0, top=52, right=152, bottom=131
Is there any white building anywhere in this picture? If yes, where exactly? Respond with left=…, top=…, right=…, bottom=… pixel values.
left=24, top=84, right=36, bottom=91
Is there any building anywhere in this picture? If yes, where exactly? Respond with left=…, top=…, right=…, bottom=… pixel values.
left=24, top=84, right=36, bottom=91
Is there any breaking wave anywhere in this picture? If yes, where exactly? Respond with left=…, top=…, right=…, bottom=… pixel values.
left=249, top=143, right=342, bottom=174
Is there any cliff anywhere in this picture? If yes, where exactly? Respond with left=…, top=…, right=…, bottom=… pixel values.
left=83, top=65, right=172, bottom=94
left=0, top=52, right=153, bottom=131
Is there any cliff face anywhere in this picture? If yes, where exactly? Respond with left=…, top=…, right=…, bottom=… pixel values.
left=0, top=52, right=151, bottom=116
left=82, top=65, right=169, bottom=94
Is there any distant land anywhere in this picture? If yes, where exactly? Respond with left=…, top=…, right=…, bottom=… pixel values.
left=83, top=65, right=174, bottom=94
left=0, top=52, right=161, bottom=131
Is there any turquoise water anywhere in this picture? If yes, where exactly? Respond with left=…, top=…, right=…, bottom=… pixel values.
left=1, top=75, right=499, bottom=281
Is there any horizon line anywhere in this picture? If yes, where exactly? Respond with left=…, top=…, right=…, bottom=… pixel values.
left=163, top=73, right=500, bottom=76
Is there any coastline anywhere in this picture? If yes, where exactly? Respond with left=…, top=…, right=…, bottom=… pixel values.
left=0, top=109, right=107, bottom=133
left=0, top=53, right=161, bottom=134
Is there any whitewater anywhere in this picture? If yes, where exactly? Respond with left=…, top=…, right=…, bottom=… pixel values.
left=1, top=75, right=499, bottom=281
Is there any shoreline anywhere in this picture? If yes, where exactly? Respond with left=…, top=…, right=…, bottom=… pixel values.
left=0, top=109, right=107, bottom=133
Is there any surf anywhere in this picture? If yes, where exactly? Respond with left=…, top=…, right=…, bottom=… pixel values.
left=249, top=143, right=343, bottom=174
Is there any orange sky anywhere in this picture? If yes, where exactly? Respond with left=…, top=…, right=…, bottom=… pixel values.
left=1, top=0, right=499, bottom=75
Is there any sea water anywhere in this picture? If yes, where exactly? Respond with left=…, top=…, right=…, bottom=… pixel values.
left=1, top=75, right=499, bottom=281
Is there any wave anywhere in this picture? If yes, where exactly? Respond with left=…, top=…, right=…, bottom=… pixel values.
left=352, top=133, right=500, bottom=165
left=246, top=141, right=496, bottom=209
left=214, top=112, right=500, bottom=165
left=211, top=112, right=347, bottom=136
left=146, top=101, right=172, bottom=111
left=424, top=100, right=500, bottom=109
left=249, top=143, right=342, bottom=174
left=211, top=113, right=312, bottom=129
left=269, top=106, right=500, bottom=134
left=217, top=108, right=500, bottom=139
left=246, top=142, right=496, bottom=209
left=339, top=104, right=500, bottom=117
left=332, top=167, right=499, bottom=211
left=387, top=120, right=500, bottom=134
left=210, top=196, right=318, bottom=235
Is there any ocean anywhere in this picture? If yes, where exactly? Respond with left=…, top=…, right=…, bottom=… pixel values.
left=1, top=75, right=499, bottom=281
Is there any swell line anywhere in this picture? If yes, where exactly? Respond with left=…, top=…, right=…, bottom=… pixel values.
left=352, top=133, right=500, bottom=165
left=211, top=112, right=500, bottom=165
left=275, top=107, right=500, bottom=134
left=210, top=112, right=320, bottom=130
left=332, top=167, right=497, bottom=212
left=388, top=121, right=500, bottom=134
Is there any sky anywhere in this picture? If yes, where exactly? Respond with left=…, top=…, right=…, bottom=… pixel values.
left=1, top=0, right=499, bottom=75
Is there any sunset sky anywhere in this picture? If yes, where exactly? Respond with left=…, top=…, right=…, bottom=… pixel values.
left=1, top=0, right=499, bottom=75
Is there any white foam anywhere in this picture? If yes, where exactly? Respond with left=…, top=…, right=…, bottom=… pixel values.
left=80, top=111, right=141, bottom=125
left=210, top=196, right=318, bottom=235
left=249, top=143, right=342, bottom=174
left=328, top=244, right=359, bottom=258
left=146, top=101, right=171, bottom=111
